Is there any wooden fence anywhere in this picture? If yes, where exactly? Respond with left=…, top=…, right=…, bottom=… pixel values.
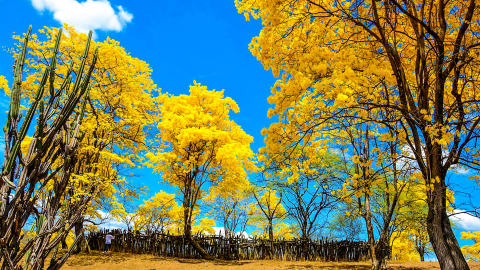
left=86, top=229, right=387, bottom=261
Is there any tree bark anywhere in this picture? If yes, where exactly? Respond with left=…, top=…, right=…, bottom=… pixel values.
left=224, top=222, right=230, bottom=260
left=415, top=238, right=425, bottom=262
left=427, top=174, right=469, bottom=270
left=61, top=235, right=68, bottom=249
left=268, top=219, right=273, bottom=241
left=302, top=236, right=308, bottom=261
left=184, top=223, right=214, bottom=260
left=301, top=222, right=308, bottom=260
left=364, top=193, right=388, bottom=270
left=268, top=219, right=274, bottom=259
left=72, top=220, right=88, bottom=254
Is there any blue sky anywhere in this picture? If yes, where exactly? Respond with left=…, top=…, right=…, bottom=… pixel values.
left=0, top=0, right=479, bottom=251
left=0, top=0, right=277, bottom=191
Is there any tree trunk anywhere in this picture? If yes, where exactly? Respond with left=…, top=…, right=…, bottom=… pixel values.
left=302, top=236, right=308, bottom=261
left=72, top=220, right=88, bottom=254
left=427, top=175, right=470, bottom=270
left=184, top=223, right=214, bottom=260
left=61, top=235, right=68, bottom=249
left=373, top=241, right=388, bottom=270
left=268, top=219, right=274, bottom=259
left=182, top=185, right=214, bottom=260
left=371, top=259, right=387, bottom=270
left=416, top=244, right=425, bottom=262
left=186, top=232, right=214, bottom=260
left=415, top=239, right=425, bottom=262
left=224, top=222, right=231, bottom=260
left=364, top=193, right=387, bottom=270
left=268, top=219, right=273, bottom=241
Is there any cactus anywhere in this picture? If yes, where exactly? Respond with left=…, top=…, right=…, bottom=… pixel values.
left=0, top=26, right=99, bottom=270
left=9, top=26, right=32, bottom=123
left=24, top=215, right=46, bottom=268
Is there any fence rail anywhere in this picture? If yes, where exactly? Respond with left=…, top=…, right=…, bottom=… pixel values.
left=86, top=229, right=383, bottom=261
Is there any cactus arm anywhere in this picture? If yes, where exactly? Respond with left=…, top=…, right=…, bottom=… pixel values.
left=78, top=86, right=89, bottom=125
left=69, top=87, right=90, bottom=148
left=3, top=26, right=32, bottom=156
left=2, top=67, right=49, bottom=177
left=9, top=25, right=32, bottom=122
left=70, top=31, right=93, bottom=95
left=1, top=26, right=32, bottom=179
left=36, top=101, right=44, bottom=153
left=4, top=110, right=11, bottom=138
left=46, top=37, right=96, bottom=142
left=45, top=29, right=67, bottom=118
left=49, top=58, right=56, bottom=98
left=6, top=28, right=86, bottom=168
left=58, top=62, right=74, bottom=97
left=48, top=28, right=62, bottom=98
left=52, top=48, right=98, bottom=135
left=23, top=221, right=38, bottom=269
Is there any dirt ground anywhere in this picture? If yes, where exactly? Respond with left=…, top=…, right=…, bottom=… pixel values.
left=61, top=251, right=480, bottom=270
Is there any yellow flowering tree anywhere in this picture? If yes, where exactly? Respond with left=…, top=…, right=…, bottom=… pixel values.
left=204, top=182, right=253, bottom=237
left=461, top=231, right=480, bottom=262
left=272, top=151, right=342, bottom=233
left=0, top=75, right=9, bottom=93
left=192, top=217, right=217, bottom=236
left=236, top=0, right=479, bottom=268
left=337, top=121, right=418, bottom=269
left=391, top=180, right=438, bottom=262
left=146, top=82, right=257, bottom=259
left=249, top=188, right=289, bottom=241
left=391, top=231, right=420, bottom=262
left=134, top=191, right=181, bottom=233
left=133, top=203, right=216, bottom=236
left=262, top=147, right=343, bottom=259
left=327, top=207, right=365, bottom=241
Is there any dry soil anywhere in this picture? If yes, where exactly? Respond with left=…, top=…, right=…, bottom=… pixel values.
left=60, top=251, right=480, bottom=270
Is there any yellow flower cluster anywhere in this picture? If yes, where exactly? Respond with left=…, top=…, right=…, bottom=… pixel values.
left=146, top=81, right=257, bottom=205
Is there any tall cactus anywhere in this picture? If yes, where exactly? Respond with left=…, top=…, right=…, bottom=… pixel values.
left=0, top=26, right=99, bottom=270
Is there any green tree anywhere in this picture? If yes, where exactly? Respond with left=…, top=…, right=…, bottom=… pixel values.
left=237, top=0, right=479, bottom=268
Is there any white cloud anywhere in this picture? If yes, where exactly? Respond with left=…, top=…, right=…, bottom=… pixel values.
left=116, top=6, right=133, bottom=23
left=452, top=166, right=470, bottom=175
left=94, top=210, right=128, bottom=230
left=30, top=0, right=133, bottom=36
left=451, top=209, right=480, bottom=231
left=400, top=145, right=471, bottom=175
left=0, top=98, right=9, bottom=110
